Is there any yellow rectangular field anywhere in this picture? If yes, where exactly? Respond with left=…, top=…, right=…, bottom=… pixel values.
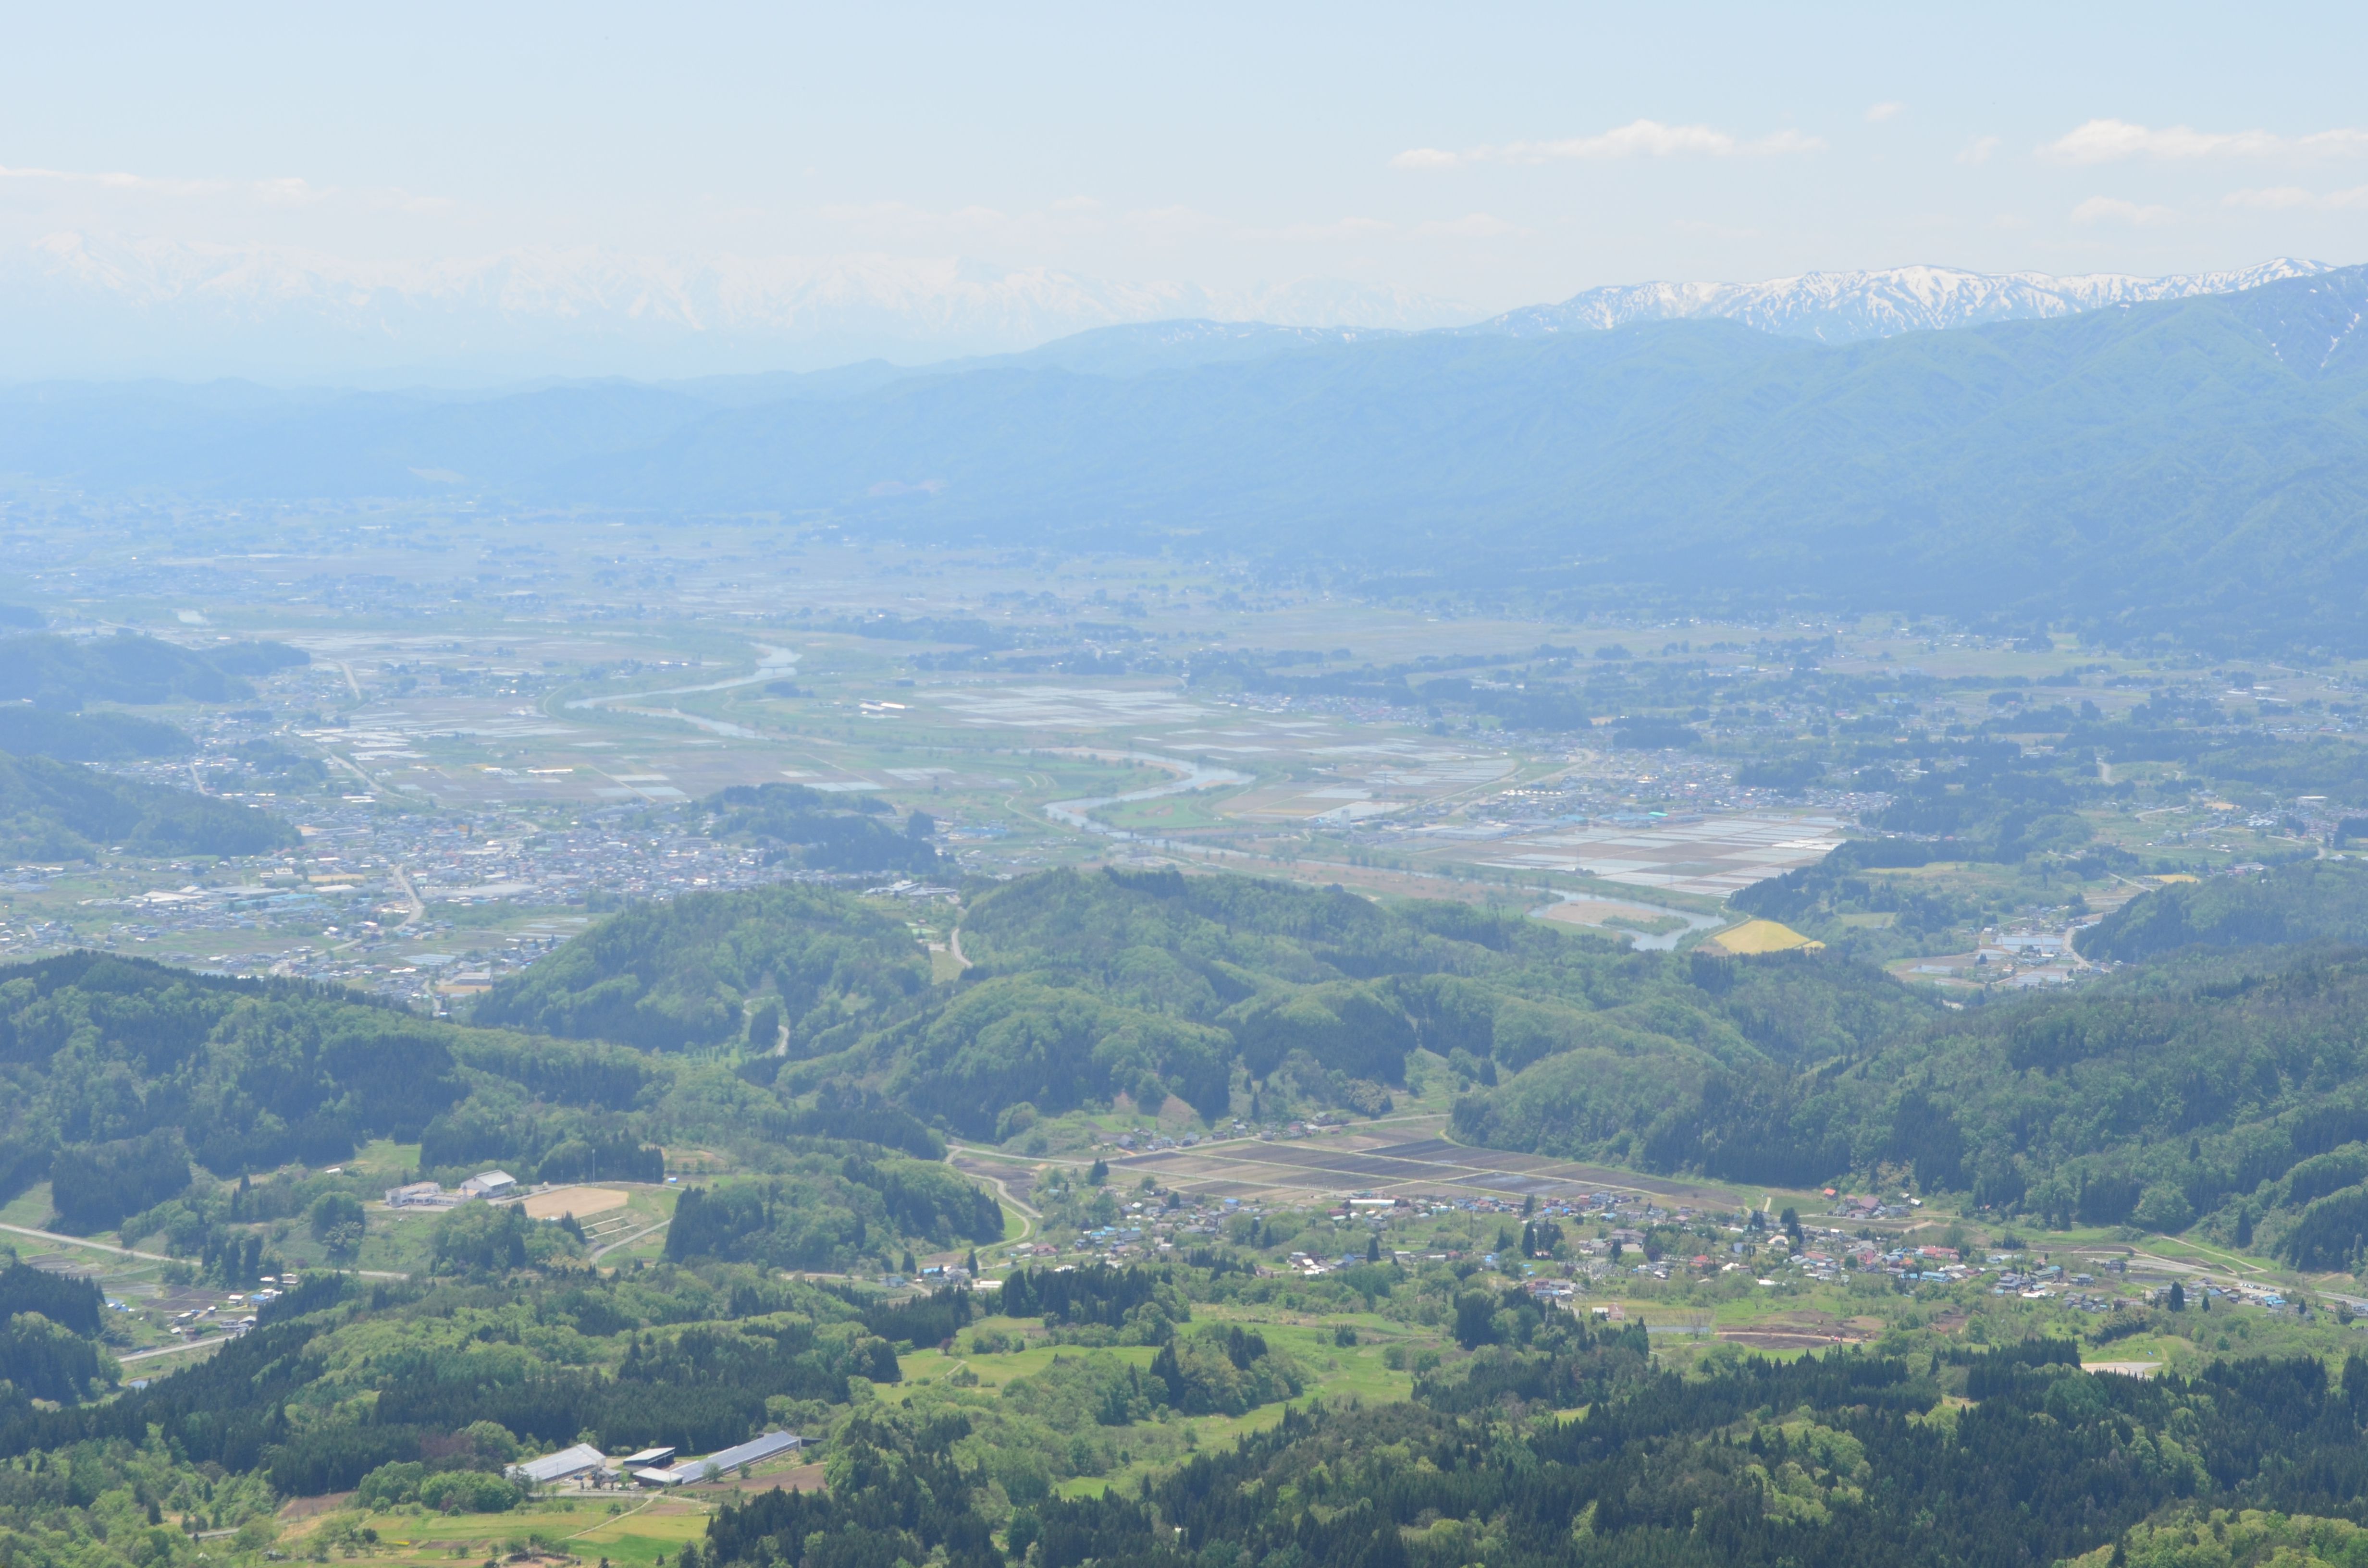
left=523, top=1186, right=629, bottom=1220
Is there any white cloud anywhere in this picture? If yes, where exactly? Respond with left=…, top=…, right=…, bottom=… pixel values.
left=817, top=197, right=1131, bottom=246
left=1413, top=212, right=1524, bottom=239
left=1528, top=120, right=1742, bottom=159
left=2071, top=195, right=2179, bottom=226
left=2224, top=183, right=2368, bottom=211
left=1670, top=218, right=1761, bottom=240
left=1125, top=204, right=1223, bottom=243
left=0, top=162, right=229, bottom=196
left=1866, top=101, right=1903, bottom=123
left=0, top=161, right=445, bottom=216
left=1957, top=136, right=2001, bottom=167
left=814, top=196, right=1514, bottom=254
left=819, top=199, right=1011, bottom=238
left=1271, top=215, right=1396, bottom=242
left=2224, top=186, right=2317, bottom=211
left=1392, top=118, right=1824, bottom=170
left=2042, top=118, right=2368, bottom=164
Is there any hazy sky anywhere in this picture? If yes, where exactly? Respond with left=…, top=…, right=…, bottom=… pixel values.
left=7, top=1, right=2367, bottom=312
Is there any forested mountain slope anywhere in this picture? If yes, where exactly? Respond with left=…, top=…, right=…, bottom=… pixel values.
left=0, top=633, right=306, bottom=709
left=0, top=749, right=294, bottom=859
left=472, top=882, right=931, bottom=1053
left=0, top=708, right=191, bottom=762
left=11, top=272, right=2368, bottom=646
left=0, top=851, right=2327, bottom=1263
left=23, top=865, right=2368, bottom=1568
left=567, top=266, right=2368, bottom=619
left=2077, top=858, right=2368, bottom=961
left=511, top=866, right=1926, bottom=1142
left=479, top=863, right=2368, bottom=1260
left=0, top=952, right=987, bottom=1272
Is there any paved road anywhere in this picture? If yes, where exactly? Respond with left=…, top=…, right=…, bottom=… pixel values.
left=121, top=1338, right=227, bottom=1363
left=0, top=1221, right=409, bottom=1280
left=589, top=1220, right=669, bottom=1261
left=942, top=1145, right=1039, bottom=1253
left=0, top=1222, right=174, bottom=1262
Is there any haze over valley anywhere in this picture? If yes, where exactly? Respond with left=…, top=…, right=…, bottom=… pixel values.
left=11, top=11, right=2368, bottom=1568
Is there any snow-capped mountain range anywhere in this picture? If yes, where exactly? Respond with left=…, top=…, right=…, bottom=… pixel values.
left=0, top=231, right=2343, bottom=379
left=1469, top=259, right=2337, bottom=343
left=0, top=233, right=1470, bottom=380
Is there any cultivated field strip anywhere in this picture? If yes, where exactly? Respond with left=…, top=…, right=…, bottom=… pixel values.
left=1109, top=1133, right=1738, bottom=1204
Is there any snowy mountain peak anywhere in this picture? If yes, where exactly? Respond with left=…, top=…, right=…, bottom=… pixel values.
left=1467, top=259, right=2340, bottom=343
left=0, top=233, right=1474, bottom=381
left=0, top=233, right=2347, bottom=380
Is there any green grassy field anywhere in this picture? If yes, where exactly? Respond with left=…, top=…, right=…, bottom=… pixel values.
left=0, top=1180, right=56, bottom=1230
left=287, top=1494, right=717, bottom=1568
left=1047, top=1313, right=1418, bottom=1498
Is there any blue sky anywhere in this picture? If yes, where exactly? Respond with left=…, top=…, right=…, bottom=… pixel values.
left=5, top=3, right=2366, bottom=336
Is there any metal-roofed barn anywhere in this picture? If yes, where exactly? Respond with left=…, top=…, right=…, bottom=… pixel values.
left=509, top=1444, right=608, bottom=1486
left=653, top=1431, right=802, bottom=1483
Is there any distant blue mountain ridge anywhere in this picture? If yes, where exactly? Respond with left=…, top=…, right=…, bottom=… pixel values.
left=3, top=260, right=2365, bottom=652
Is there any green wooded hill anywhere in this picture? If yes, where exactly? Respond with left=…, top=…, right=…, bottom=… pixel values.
left=26, top=1235, right=2368, bottom=1568
left=894, top=1331, right=2368, bottom=1568
left=506, top=865, right=1927, bottom=1141
left=0, top=708, right=191, bottom=762
left=0, top=749, right=295, bottom=860
left=484, top=863, right=2368, bottom=1259
left=0, top=633, right=305, bottom=710
left=12, top=858, right=2368, bottom=1261
left=471, top=882, right=932, bottom=1052
left=28, top=866, right=2368, bottom=1565
left=2077, top=858, right=2368, bottom=961
left=0, top=950, right=989, bottom=1274
left=703, top=782, right=945, bottom=876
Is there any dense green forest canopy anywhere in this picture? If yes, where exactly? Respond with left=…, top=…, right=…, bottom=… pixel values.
left=742, top=866, right=1926, bottom=1142
left=21, top=854, right=2368, bottom=1568
left=25, top=854, right=2368, bottom=1261
left=693, top=1293, right=2368, bottom=1568
left=0, top=749, right=296, bottom=860
left=472, top=882, right=930, bottom=1053
left=0, top=707, right=192, bottom=762
left=702, top=782, right=945, bottom=876
left=0, top=633, right=304, bottom=710
left=20, top=1226, right=2368, bottom=1568
left=473, top=862, right=2368, bottom=1255
left=0, top=951, right=987, bottom=1278
left=22, top=854, right=2358, bottom=1262
left=0, top=1262, right=907, bottom=1482
left=2077, top=858, right=2368, bottom=961
left=665, top=1160, right=1005, bottom=1270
